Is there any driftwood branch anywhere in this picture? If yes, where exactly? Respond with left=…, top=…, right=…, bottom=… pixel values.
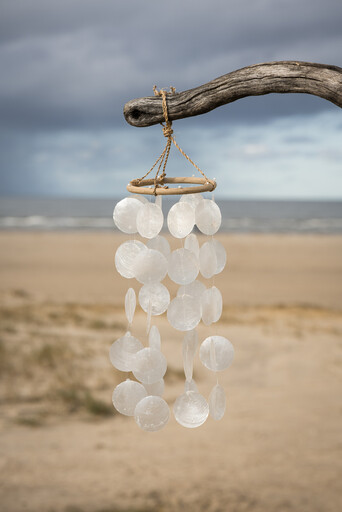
left=123, top=61, right=342, bottom=127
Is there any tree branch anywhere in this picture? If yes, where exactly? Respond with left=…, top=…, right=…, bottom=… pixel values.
left=123, top=61, right=342, bottom=127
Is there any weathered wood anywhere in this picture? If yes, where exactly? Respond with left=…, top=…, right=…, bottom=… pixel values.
left=127, top=176, right=216, bottom=195
left=124, top=61, right=342, bottom=127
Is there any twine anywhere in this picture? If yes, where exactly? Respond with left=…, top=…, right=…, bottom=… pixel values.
left=135, top=86, right=212, bottom=195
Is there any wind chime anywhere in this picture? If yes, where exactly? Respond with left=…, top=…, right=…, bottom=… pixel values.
left=110, top=87, right=234, bottom=431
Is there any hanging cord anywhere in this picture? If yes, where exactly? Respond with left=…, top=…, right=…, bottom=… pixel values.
left=135, top=86, right=212, bottom=195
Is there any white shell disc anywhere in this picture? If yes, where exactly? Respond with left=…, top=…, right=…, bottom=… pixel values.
left=112, top=379, right=147, bottom=416
left=199, top=241, right=218, bottom=279
left=125, top=288, right=136, bottom=326
left=149, top=325, right=161, bottom=351
left=180, top=193, right=204, bottom=210
left=138, top=282, right=170, bottom=315
left=195, top=199, right=222, bottom=235
left=212, top=239, right=227, bottom=274
left=115, top=240, right=146, bottom=279
left=147, top=235, right=171, bottom=258
left=201, top=286, right=222, bottom=325
left=209, top=383, right=226, bottom=421
left=184, top=233, right=200, bottom=259
left=173, top=390, right=209, bottom=428
left=199, top=336, right=234, bottom=371
left=177, top=280, right=206, bottom=300
left=134, top=395, right=170, bottom=432
left=109, top=332, right=143, bottom=372
left=167, top=295, right=201, bottom=331
left=167, top=202, right=195, bottom=238
left=136, top=203, right=164, bottom=239
left=132, top=347, right=167, bottom=384
left=143, top=378, right=164, bottom=397
left=128, top=194, right=149, bottom=204
left=168, top=248, right=199, bottom=285
left=113, top=197, right=143, bottom=234
left=184, top=378, right=198, bottom=393
left=182, top=329, right=198, bottom=381
left=133, top=248, right=168, bottom=284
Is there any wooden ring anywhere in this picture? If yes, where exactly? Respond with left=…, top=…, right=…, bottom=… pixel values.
left=126, top=176, right=216, bottom=196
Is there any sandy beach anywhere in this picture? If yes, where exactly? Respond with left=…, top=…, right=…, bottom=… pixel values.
left=0, top=231, right=341, bottom=512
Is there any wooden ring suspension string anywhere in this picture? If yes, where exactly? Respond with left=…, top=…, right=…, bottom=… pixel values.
left=126, top=86, right=217, bottom=196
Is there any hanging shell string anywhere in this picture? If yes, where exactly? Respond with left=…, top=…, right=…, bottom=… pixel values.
left=134, top=86, right=213, bottom=195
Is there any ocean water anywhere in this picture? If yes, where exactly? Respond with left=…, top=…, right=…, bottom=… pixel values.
left=0, top=197, right=341, bottom=234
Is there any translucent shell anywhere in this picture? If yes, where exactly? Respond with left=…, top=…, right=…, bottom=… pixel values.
left=134, top=395, right=170, bottom=432
left=167, top=295, right=201, bottom=331
left=133, top=248, right=168, bottom=284
left=173, top=390, right=209, bottom=428
left=184, top=379, right=198, bottom=393
left=180, top=193, right=204, bottom=211
left=201, top=286, right=223, bottom=325
left=211, top=239, right=227, bottom=274
left=112, top=379, right=147, bottom=416
left=144, top=379, right=164, bottom=397
left=184, top=233, right=200, bottom=259
left=209, top=383, right=226, bottom=421
left=132, top=347, right=167, bottom=384
left=182, top=329, right=198, bottom=381
left=167, top=202, right=195, bottom=238
left=168, top=248, right=199, bottom=285
left=199, top=336, right=234, bottom=371
left=125, top=288, right=136, bottom=326
left=115, top=240, right=146, bottom=279
left=136, top=203, right=164, bottom=239
left=149, top=325, right=161, bottom=351
left=195, top=199, right=222, bottom=235
left=177, top=280, right=206, bottom=300
left=147, top=235, right=171, bottom=258
left=128, top=194, right=149, bottom=204
left=199, top=241, right=218, bottom=279
left=113, top=197, right=143, bottom=234
left=109, top=332, right=143, bottom=372
left=138, top=283, right=170, bottom=315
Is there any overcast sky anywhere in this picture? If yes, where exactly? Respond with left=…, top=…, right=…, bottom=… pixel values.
left=0, top=0, right=341, bottom=199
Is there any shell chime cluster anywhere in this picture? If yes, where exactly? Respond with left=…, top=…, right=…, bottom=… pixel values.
left=110, top=193, right=234, bottom=431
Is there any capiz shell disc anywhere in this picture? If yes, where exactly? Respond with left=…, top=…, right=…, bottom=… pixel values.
left=143, top=378, right=165, bottom=397
left=177, top=280, right=206, bottom=300
left=112, top=379, right=147, bottom=416
left=168, top=248, right=199, bottom=285
left=113, top=197, right=142, bottom=234
left=167, top=295, right=201, bottom=331
left=212, top=239, right=227, bottom=274
left=148, top=325, right=161, bottom=351
left=209, top=383, right=226, bottom=421
left=201, top=286, right=222, bottom=325
left=125, top=288, right=136, bottom=325
left=134, top=395, right=170, bottom=432
left=147, top=235, right=171, bottom=258
left=173, top=390, right=209, bottom=428
left=132, top=347, right=167, bottom=384
left=138, top=283, right=170, bottom=315
left=136, top=203, right=164, bottom=239
left=195, top=199, right=221, bottom=235
left=167, top=202, right=195, bottom=238
left=199, top=336, right=234, bottom=371
left=199, top=241, right=217, bottom=279
left=115, top=240, right=146, bottom=279
left=133, top=248, right=168, bottom=284
left=184, top=233, right=200, bottom=259
left=109, top=332, right=143, bottom=372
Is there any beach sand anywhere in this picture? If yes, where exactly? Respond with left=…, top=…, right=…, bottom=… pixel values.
left=0, top=232, right=341, bottom=512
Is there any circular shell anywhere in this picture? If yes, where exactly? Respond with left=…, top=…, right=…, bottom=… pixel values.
left=148, top=325, right=161, bottom=351
left=177, top=280, right=206, bottom=299
left=112, top=379, right=147, bottom=416
left=184, top=233, right=200, bottom=259
left=201, top=286, right=222, bottom=325
left=133, top=248, right=168, bottom=284
left=167, top=202, right=195, bottom=238
left=173, top=390, right=209, bottom=428
left=168, top=248, right=199, bottom=285
left=199, top=241, right=218, bottom=279
left=138, top=283, right=170, bottom=315
left=113, top=197, right=143, bottom=234
left=209, top=383, right=226, bottom=421
left=195, top=199, right=222, bottom=235
left=180, top=193, right=204, bottom=210
left=136, top=203, right=164, bottom=239
left=143, top=379, right=165, bottom=397
left=199, top=336, right=234, bottom=371
left=212, top=239, right=227, bottom=274
left=109, top=332, right=143, bottom=372
left=147, top=235, right=171, bottom=258
left=167, top=295, right=201, bottom=331
left=115, top=240, right=146, bottom=279
left=132, top=347, right=167, bottom=384
left=134, top=395, right=170, bottom=432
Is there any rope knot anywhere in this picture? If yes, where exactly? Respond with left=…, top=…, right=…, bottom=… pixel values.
left=162, top=123, right=173, bottom=138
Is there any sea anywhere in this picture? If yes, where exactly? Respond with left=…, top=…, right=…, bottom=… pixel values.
left=0, top=197, right=342, bottom=234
